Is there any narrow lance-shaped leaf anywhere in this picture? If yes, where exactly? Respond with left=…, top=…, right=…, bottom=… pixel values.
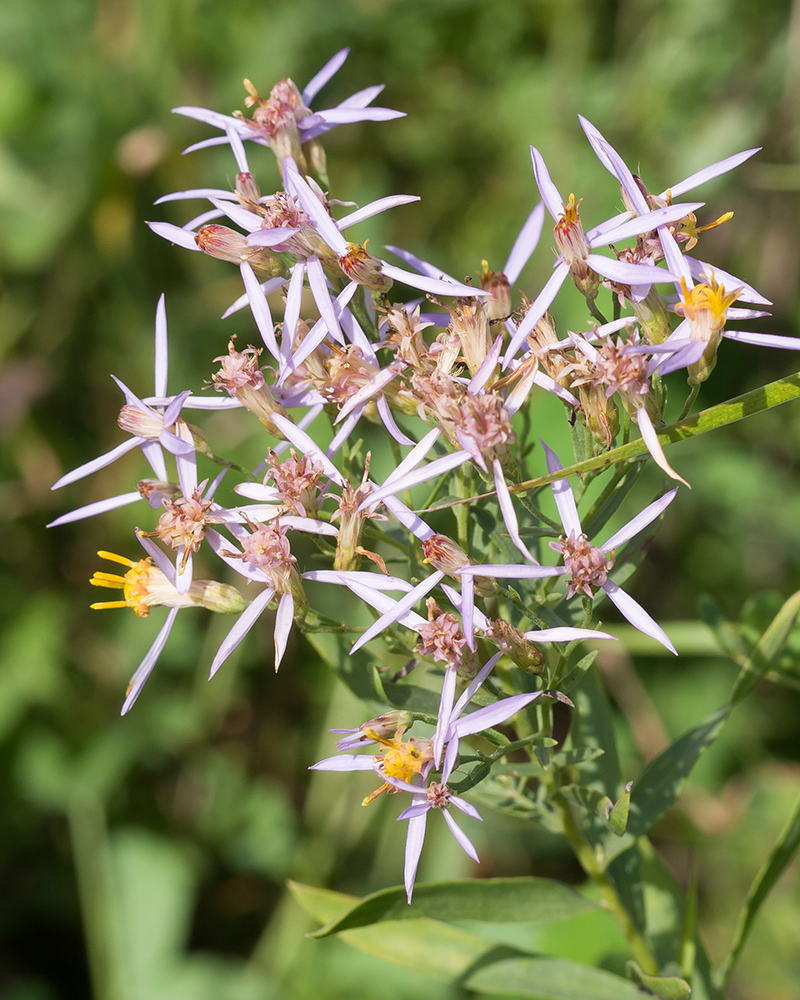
left=308, top=877, right=598, bottom=938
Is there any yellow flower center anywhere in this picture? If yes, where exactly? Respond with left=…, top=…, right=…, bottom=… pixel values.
left=360, top=730, right=433, bottom=806
left=89, top=551, right=161, bottom=618
left=675, top=274, right=741, bottom=333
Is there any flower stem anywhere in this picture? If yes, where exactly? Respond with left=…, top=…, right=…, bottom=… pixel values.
left=552, top=792, right=659, bottom=975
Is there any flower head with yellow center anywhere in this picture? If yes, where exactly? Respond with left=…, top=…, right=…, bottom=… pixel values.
left=361, top=730, right=434, bottom=806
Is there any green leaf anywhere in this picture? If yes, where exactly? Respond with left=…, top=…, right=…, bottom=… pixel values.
left=555, top=649, right=599, bottom=695
left=308, top=878, right=597, bottom=938
left=627, top=705, right=729, bottom=837
left=606, top=781, right=632, bottom=836
left=714, top=791, right=800, bottom=990
left=729, top=588, right=800, bottom=705
left=627, top=961, right=691, bottom=999
left=288, top=880, right=523, bottom=984
left=464, top=955, right=643, bottom=999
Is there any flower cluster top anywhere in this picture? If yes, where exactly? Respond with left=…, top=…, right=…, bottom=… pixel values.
left=50, top=50, right=796, bottom=899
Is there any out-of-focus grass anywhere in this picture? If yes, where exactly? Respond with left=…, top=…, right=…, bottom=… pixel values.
left=2, top=1, right=800, bottom=997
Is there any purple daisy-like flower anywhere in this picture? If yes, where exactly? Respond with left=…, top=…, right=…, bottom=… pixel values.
left=460, top=442, right=679, bottom=654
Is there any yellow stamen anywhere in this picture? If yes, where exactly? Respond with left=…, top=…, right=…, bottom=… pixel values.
left=560, top=193, right=582, bottom=223
left=89, top=552, right=159, bottom=618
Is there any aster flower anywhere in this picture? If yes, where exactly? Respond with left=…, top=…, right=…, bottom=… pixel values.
left=577, top=115, right=770, bottom=309
left=89, top=533, right=247, bottom=713
left=460, top=443, right=679, bottom=654
left=172, top=49, right=405, bottom=167
left=50, top=295, right=194, bottom=505
left=503, top=148, right=702, bottom=365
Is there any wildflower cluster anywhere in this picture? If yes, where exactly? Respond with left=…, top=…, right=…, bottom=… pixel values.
left=51, top=50, right=798, bottom=900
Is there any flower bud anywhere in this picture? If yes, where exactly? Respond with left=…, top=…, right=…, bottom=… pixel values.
left=421, top=534, right=496, bottom=598
left=450, top=297, right=492, bottom=376
left=485, top=619, right=545, bottom=674
left=338, top=242, right=393, bottom=294
left=196, top=225, right=286, bottom=278
left=479, top=261, right=512, bottom=321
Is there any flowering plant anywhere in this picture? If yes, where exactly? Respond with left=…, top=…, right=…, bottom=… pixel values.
left=50, top=49, right=800, bottom=1000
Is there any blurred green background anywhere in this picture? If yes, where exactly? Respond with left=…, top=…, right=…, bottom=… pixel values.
left=3, top=0, right=800, bottom=997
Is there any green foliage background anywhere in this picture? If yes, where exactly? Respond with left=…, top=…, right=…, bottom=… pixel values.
left=2, top=1, right=800, bottom=997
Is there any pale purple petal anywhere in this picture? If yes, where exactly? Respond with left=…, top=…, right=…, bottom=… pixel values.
left=461, top=572, right=475, bottom=651
left=208, top=197, right=263, bottom=233
left=121, top=607, right=180, bottom=714
left=404, top=812, right=428, bottom=902
left=209, top=588, right=274, bottom=678
left=310, top=754, right=377, bottom=772
left=634, top=408, right=688, bottom=487
left=665, top=148, right=761, bottom=199
left=578, top=118, right=650, bottom=214
left=153, top=294, right=169, bottom=398
left=279, top=261, right=305, bottom=372
left=301, top=107, right=404, bottom=129
left=224, top=123, right=250, bottom=173
left=47, top=491, right=142, bottom=527
left=585, top=255, right=675, bottom=286
left=459, top=563, right=563, bottom=580
left=246, top=226, right=303, bottom=248
left=338, top=84, right=384, bottom=109
left=584, top=209, right=632, bottom=245
left=270, top=413, right=344, bottom=484
left=382, top=245, right=460, bottom=284
left=302, top=48, right=349, bottom=103
left=523, top=626, right=616, bottom=642
left=658, top=225, right=692, bottom=285
left=592, top=203, right=703, bottom=248
left=450, top=653, right=504, bottom=721
left=335, top=364, right=402, bottom=423
left=139, top=439, right=168, bottom=483
left=542, top=442, right=581, bottom=536
left=504, top=202, right=546, bottom=284
left=684, top=258, right=771, bottom=306
left=336, top=195, right=420, bottom=231
left=530, top=147, right=563, bottom=220
left=175, top=550, right=193, bottom=595
left=155, top=188, right=237, bottom=205
left=468, top=334, right=503, bottom=394
left=382, top=494, right=435, bottom=542
left=240, top=261, right=280, bottom=359
left=307, top=253, right=343, bottom=343
left=343, top=580, right=426, bottom=631
left=450, top=795, right=482, bottom=821
left=455, top=691, right=543, bottom=738
left=382, top=428, right=441, bottom=486
left=135, top=532, right=177, bottom=582
left=377, top=395, right=416, bottom=446
left=503, top=261, right=570, bottom=365
left=493, top=459, right=536, bottom=562
left=360, top=450, right=470, bottom=511
left=440, top=584, right=490, bottom=633
left=380, top=262, right=487, bottom=299
left=442, top=810, right=479, bottom=863
left=326, top=407, right=363, bottom=458
left=303, top=570, right=414, bottom=591
left=433, top=668, right=458, bottom=768
left=51, top=437, right=142, bottom=490
left=601, top=487, right=678, bottom=552
left=172, top=105, right=242, bottom=131
left=723, top=330, right=800, bottom=350
left=161, top=389, right=193, bottom=428
left=222, top=276, right=288, bottom=319
left=350, top=571, right=445, bottom=654
left=147, top=221, right=202, bottom=251
left=273, top=591, right=294, bottom=670
left=602, top=580, right=676, bottom=654
left=284, top=162, right=348, bottom=253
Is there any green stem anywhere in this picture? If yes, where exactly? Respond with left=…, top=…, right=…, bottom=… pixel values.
left=553, top=793, right=659, bottom=975
left=678, top=383, right=700, bottom=422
